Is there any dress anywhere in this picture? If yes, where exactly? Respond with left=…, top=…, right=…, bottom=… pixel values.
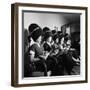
left=25, top=43, right=47, bottom=77
left=43, top=42, right=59, bottom=76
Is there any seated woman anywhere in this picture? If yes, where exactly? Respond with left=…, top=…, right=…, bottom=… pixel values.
left=52, top=34, right=63, bottom=75
left=28, top=24, right=48, bottom=76
left=52, top=33, right=60, bottom=57
left=60, top=34, right=80, bottom=75
left=52, top=34, right=66, bottom=75
left=43, top=30, right=59, bottom=76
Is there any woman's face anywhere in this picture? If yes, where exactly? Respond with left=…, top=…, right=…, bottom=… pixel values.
left=48, top=36, right=52, bottom=43
left=61, top=37, right=64, bottom=44
left=37, top=36, right=42, bottom=44
left=55, top=38, right=59, bottom=43
left=66, top=40, right=71, bottom=49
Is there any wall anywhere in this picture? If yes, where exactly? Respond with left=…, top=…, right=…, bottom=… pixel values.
left=0, top=0, right=89, bottom=90
left=24, top=12, right=68, bottom=30
left=70, top=23, right=80, bottom=33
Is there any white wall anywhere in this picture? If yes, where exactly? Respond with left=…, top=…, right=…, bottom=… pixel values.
left=0, top=0, right=89, bottom=90
left=24, top=12, right=68, bottom=30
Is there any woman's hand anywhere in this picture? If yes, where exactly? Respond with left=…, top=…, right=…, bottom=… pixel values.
left=39, top=55, right=47, bottom=60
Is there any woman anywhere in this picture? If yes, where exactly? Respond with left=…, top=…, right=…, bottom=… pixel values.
left=52, top=33, right=60, bottom=56
left=43, top=30, right=58, bottom=76
left=61, top=34, right=74, bottom=75
left=27, top=24, right=48, bottom=76
left=52, top=34, right=65, bottom=75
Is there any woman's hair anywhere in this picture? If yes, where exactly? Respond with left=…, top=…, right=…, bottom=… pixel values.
left=64, top=34, right=71, bottom=42
left=43, top=27, right=50, bottom=33
left=52, top=33, right=59, bottom=42
left=43, top=31, right=52, bottom=41
left=28, top=23, right=39, bottom=34
left=42, top=27, right=52, bottom=41
left=58, top=34, right=64, bottom=44
left=51, top=30, right=57, bottom=35
left=28, top=23, right=43, bottom=42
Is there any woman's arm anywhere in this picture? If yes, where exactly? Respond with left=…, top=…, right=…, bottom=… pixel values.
left=30, top=50, right=40, bottom=62
left=72, top=56, right=80, bottom=62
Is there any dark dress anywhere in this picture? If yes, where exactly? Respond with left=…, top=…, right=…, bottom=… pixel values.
left=43, top=42, right=59, bottom=76
left=51, top=43, right=65, bottom=75
left=24, top=43, right=47, bottom=77
left=43, top=42, right=52, bottom=52
left=30, top=43, right=44, bottom=58
left=61, top=50, right=75, bottom=75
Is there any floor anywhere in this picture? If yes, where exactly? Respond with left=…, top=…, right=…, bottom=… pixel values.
left=31, top=64, right=80, bottom=77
